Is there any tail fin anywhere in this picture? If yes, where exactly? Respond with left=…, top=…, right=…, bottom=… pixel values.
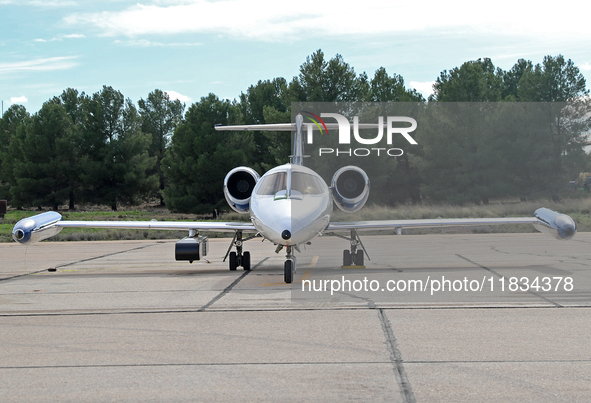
left=290, top=114, right=305, bottom=166
left=214, top=114, right=308, bottom=166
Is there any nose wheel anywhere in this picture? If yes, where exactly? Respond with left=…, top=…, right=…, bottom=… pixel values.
left=284, top=260, right=293, bottom=283
left=284, top=246, right=297, bottom=283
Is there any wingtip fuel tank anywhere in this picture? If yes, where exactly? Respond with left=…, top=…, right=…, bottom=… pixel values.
left=533, top=208, right=576, bottom=240
left=12, top=211, right=63, bottom=244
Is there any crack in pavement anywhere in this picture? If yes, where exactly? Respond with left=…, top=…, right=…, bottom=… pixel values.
left=335, top=290, right=416, bottom=403
left=490, top=246, right=591, bottom=265
left=456, top=254, right=563, bottom=308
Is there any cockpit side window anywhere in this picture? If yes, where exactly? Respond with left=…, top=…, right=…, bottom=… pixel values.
left=291, top=172, right=324, bottom=195
left=255, top=172, right=287, bottom=195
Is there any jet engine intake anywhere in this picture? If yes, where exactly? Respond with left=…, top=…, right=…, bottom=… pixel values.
left=12, top=211, right=63, bottom=244
left=224, top=167, right=260, bottom=213
left=331, top=166, right=370, bottom=213
left=533, top=207, right=577, bottom=240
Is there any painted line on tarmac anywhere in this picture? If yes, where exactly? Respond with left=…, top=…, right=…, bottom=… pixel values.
left=0, top=361, right=394, bottom=370
left=260, top=269, right=312, bottom=287
left=54, top=244, right=158, bottom=270
left=5, top=358, right=591, bottom=371
left=198, top=269, right=251, bottom=311
left=0, top=268, right=48, bottom=282
left=0, top=243, right=158, bottom=282
left=252, top=257, right=269, bottom=269
left=259, top=256, right=317, bottom=286
left=3, top=304, right=588, bottom=319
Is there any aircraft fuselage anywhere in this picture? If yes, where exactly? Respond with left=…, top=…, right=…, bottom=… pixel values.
left=250, top=164, right=332, bottom=246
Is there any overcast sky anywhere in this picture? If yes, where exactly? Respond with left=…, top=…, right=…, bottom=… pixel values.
left=2, top=0, right=590, bottom=114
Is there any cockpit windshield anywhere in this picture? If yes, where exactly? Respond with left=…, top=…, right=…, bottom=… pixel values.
left=291, top=172, right=324, bottom=195
left=255, top=172, right=287, bottom=195
left=255, top=170, right=325, bottom=197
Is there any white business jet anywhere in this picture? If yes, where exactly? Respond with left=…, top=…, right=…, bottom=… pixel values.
left=12, top=114, right=577, bottom=283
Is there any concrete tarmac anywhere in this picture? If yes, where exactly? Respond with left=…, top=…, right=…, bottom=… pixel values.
left=1, top=233, right=591, bottom=402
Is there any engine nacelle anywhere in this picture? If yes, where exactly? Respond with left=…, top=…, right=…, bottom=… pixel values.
left=224, top=167, right=260, bottom=214
left=12, top=211, right=63, bottom=244
left=533, top=208, right=576, bottom=240
left=175, top=236, right=208, bottom=263
left=331, top=166, right=370, bottom=213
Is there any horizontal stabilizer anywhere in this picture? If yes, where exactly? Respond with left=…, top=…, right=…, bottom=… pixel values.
left=214, top=122, right=396, bottom=132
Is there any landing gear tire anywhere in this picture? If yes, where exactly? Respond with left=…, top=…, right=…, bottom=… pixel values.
left=284, top=259, right=293, bottom=283
left=229, top=251, right=237, bottom=271
left=343, top=250, right=351, bottom=266
left=356, top=250, right=364, bottom=266
left=243, top=251, right=251, bottom=271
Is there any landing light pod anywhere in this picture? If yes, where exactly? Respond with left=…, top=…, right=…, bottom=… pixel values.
left=175, top=236, right=208, bottom=263
left=12, top=211, right=63, bottom=244
left=533, top=208, right=576, bottom=240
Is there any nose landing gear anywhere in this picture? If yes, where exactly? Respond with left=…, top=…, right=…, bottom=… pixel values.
left=284, top=245, right=297, bottom=283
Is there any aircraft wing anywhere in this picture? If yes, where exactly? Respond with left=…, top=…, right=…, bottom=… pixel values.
left=326, top=217, right=539, bottom=231
left=325, top=208, right=577, bottom=241
left=11, top=211, right=259, bottom=244
left=55, top=220, right=257, bottom=232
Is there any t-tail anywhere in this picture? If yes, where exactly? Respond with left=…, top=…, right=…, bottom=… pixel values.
left=290, top=114, right=305, bottom=166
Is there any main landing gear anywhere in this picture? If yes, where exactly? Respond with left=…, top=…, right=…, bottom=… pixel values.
left=332, top=229, right=369, bottom=267
left=224, top=231, right=257, bottom=271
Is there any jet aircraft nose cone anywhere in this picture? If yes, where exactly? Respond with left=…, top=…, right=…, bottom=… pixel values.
left=281, top=230, right=291, bottom=240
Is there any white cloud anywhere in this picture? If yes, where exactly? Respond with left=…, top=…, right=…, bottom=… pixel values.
left=34, top=34, right=85, bottom=43
left=152, top=0, right=196, bottom=5
left=0, top=57, right=79, bottom=74
left=10, top=96, right=28, bottom=104
left=63, top=0, right=591, bottom=42
left=113, top=39, right=200, bottom=47
left=35, top=37, right=61, bottom=43
left=29, top=0, right=77, bottom=5
left=579, top=63, right=591, bottom=71
left=1, top=0, right=76, bottom=6
left=165, top=90, right=191, bottom=103
left=409, top=81, right=435, bottom=97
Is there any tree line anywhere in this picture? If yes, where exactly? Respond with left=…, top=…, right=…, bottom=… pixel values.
left=0, top=50, right=589, bottom=213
